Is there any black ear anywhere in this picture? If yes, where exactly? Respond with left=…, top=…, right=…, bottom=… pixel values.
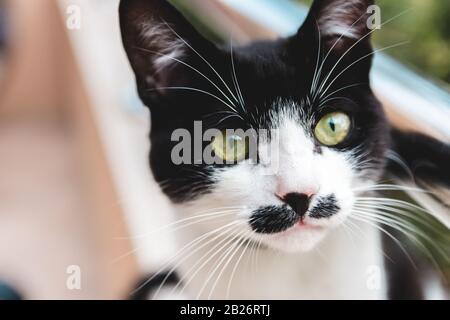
left=387, top=128, right=450, bottom=188
left=119, top=0, right=221, bottom=105
left=300, top=0, right=375, bottom=51
left=290, top=0, right=376, bottom=99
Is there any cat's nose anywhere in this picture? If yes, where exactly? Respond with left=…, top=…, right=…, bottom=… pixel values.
left=280, top=192, right=312, bottom=218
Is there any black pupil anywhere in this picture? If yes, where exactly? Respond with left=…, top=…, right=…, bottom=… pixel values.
left=329, top=119, right=336, bottom=132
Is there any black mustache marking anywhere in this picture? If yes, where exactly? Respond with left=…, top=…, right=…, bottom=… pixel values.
left=250, top=194, right=340, bottom=234
left=309, top=194, right=340, bottom=219
left=249, top=205, right=300, bottom=234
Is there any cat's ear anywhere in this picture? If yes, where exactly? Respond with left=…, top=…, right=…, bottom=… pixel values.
left=287, top=0, right=376, bottom=93
left=119, top=0, right=220, bottom=104
left=300, top=0, right=375, bottom=50
left=386, top=128, right=450, bottom=228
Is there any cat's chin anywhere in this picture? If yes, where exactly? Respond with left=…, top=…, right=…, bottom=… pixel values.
left=257, top=223, right=330, bottom=253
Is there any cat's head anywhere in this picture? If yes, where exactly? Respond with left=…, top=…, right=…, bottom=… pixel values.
left=120, top=0, right=450, bottom=252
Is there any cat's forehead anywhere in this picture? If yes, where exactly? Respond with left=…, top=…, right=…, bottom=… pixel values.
left=253, top=99, right=315, bottom=131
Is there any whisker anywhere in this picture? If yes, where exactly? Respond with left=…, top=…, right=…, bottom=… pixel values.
left=315, top=8, right=412, bottom=100
left=353, top=203, right=450, bottom=251
left=227, top=234, right=258, bottom=298
left=154, top=225, right=240, bottom=299
left=319, top=41, right=410, bottom=98
left=177, top=224, right=245, bottom=298
left=352, top=183, right=429, bottom=193
left=355, top=197, right=435, bottom=216
left=114, top=205, right=243, bottom=239
left=318, top=96, right=355, bottom=109
left=163, top=21, right=240, bottom=105
left=344, top=218, right=394, bottom=262
left=319, top=83, right=365, bottom=107
left=146, top=86, right=240, bottom=115
left=349, top=214, right=416, bottom=267
left=353, top=202, right=436, bottom=228
left=386, top=150, right=415, bottom=181
left=230, top=40, right=246, bottom=113
left=352, top=210, right=448, bottom=273
left=207, top=230, right=250, bottom=299
left=311, top=10, right=369, bottom=100
left=137, top=221, right=242, bottom=298
left=310, top=20, right=323, bottom=97
left=353, top=209, right=436, bottom=245
left=134, top=45, right=238, bottom=111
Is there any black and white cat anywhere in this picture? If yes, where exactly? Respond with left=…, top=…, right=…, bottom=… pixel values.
left=120, top=0, right=450, bottom=299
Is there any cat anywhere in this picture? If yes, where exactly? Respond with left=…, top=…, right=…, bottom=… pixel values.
left=120, top=0, right=450, bottom=299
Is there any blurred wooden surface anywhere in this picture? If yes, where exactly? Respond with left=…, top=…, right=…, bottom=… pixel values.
left=0, top=0, right=137, bottom=299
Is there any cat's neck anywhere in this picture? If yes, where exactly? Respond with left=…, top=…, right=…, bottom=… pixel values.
left=175, top=220, right=387, bottom=299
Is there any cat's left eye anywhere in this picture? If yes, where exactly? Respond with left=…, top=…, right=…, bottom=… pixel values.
left=212, top=131, right=248, bottom=163
left=314, top=112, right=351, bottom=146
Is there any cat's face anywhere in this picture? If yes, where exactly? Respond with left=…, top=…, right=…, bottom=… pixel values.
left=120, top=0, right=390, bottom=252
left=177, top=102, right=386, bottom=252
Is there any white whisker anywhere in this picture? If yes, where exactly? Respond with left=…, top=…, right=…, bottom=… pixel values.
left=147, top=86, right=240, bottom=115
left=163, top=21, right=240, bottom=105
left=320, top=41, right=409, bottom=98
left=230, top=40, right=246, bottom=113
left=315, top=9, right=412, bottom=100
left=132, top=221, right=241, bottom=297
left=177, top=226, right=244, bottom=298
left=135, top=45, right=238, bottom=111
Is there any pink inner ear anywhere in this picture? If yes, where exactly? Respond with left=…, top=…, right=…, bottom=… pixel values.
left=315, top=0, right=372, bottom=40
left=140, top=22, right=186, bottom=72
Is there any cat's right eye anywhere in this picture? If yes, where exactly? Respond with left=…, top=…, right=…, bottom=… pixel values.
left=212, top=131, right=248, bottom=163
left=314, top=112, right=351, bottom=146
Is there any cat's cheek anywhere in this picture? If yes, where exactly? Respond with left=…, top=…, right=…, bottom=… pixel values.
left=327, top=194, right=355, bottom=228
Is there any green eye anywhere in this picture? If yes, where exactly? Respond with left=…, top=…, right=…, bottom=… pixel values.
left=314, top=112, right=351, bottom=146
left=212, top=131, right=248, bottom=162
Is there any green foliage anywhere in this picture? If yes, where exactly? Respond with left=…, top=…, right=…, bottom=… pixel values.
left=374, top=0, right=450, bottom=84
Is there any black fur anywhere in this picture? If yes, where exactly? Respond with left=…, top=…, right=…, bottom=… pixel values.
left=387, top=128, right=450, bottom=187
left=120, top=0, right=389, bottom=203
left=309, top=194, right=340, bottom=219
left=250, top=205, right=300, bottom=234
left=129, top=271, right=179, bottom=300
left=382, top=229, right=425, bottom=300
left=283, top=192, right=311, bottom=218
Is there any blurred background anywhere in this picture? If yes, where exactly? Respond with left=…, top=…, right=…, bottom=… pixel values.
left=298, top=0, right=450, bottom=84
left=0, top=0, right=448, bottom=299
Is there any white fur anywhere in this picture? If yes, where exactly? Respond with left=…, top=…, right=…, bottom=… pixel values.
left=165, top=101, right=386, bottom=299
left=173, top=219, right=386, bottom=299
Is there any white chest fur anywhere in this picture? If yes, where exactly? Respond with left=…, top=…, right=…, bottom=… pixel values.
left=169, top=221, right=387, bottom=300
